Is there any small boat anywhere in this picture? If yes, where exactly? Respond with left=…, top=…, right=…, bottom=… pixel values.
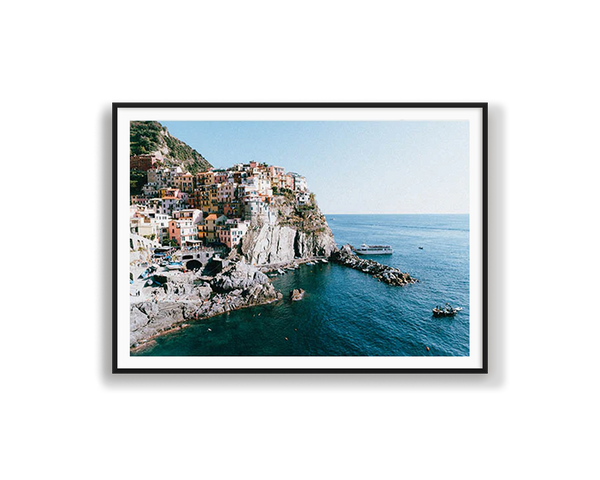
left=418, top=246, right=424, bottom=250
left=354, top=243, right=393, bottom=255
left=432, top=304, right=463, bottom=317
left=321, top=259, right=328, bottom=264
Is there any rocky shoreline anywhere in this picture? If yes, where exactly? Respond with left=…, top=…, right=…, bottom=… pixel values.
left=130, top=260, right=282, bottom=351
left=331, top=244, right=418, bottom=286
left=130, top=246, right=418, bottom=351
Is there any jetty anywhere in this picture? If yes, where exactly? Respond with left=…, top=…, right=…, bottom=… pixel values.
left=330, top=244, right=417, bottom=286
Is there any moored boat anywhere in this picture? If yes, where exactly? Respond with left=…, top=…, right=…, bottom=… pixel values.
left=432, top=304, right=463, bottom=317
left=354, top=243, right=393, bottom=255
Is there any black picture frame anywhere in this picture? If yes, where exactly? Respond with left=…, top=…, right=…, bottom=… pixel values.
left=113, top=102, right=487, bottom=374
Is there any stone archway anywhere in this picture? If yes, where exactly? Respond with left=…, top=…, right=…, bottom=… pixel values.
left=186, top=260, right=203, bottom=271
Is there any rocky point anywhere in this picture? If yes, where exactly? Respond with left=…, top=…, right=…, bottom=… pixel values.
left=331, top=244, right=418, bottom=286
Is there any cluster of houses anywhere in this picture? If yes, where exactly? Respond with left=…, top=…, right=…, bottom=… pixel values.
left=130, top=157, right=310, bottom=250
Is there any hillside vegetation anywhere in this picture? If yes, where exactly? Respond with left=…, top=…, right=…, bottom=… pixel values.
left=130, top=121, right=212, bottom=174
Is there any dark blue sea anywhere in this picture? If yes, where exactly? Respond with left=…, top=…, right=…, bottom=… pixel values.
left=135, top=214, right=470, bottom=357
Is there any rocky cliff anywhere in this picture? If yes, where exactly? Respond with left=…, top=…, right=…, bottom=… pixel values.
left=239, top=194, right=337, bottom=266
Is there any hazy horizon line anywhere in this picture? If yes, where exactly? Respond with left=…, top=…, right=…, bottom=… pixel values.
left=323, top=212, right=469, bottom=216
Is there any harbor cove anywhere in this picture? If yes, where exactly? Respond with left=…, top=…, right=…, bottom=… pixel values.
left=133, top=214, right=469, bottom=357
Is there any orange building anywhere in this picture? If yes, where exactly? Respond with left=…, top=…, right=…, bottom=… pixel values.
left=168, top=219, right=198, bottom=246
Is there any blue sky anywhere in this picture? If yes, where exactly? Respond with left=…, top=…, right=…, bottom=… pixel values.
left=160, top=120, right=470, bottom=214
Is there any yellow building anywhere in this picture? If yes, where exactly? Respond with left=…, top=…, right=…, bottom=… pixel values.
left=204, top=214, right=218, bottom=242
left=173, top=173, right=194, bottom=193
left=204, top=214, right=228, bottom=243
left=195, top=171, right=215, bottom=186
left=208, top=185, right=220, bottom=213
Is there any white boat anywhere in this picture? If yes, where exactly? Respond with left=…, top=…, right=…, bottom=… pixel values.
left=354, top=243, right=393, bottom=255
left=432, top=305, right=463, bottom=317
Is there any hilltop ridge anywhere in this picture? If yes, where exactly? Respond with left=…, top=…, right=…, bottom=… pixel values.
left=130, top=121, right=212, bottom=174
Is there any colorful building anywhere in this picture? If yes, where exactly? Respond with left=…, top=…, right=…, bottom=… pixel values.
left=168, top=219, right=198, bottom=246
left=205, top=214, right=228, bottom=243
left=173, top=173, right=195, bottom=193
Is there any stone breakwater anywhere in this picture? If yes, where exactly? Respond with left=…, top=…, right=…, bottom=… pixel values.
left=130, top=260, right=282, bottom=350
left=331, top=244, right=418, bottom=286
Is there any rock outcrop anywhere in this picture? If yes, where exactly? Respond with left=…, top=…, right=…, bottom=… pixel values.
left=211, top=260, right=270, bottom=292
left=289, top=289, right=305, bottom=301
left=331, top=244, right=418, bottom=286
left=130, top=261, right=282, bottom=349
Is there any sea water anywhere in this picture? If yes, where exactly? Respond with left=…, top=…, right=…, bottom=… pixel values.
left=134, top=214, right=470, bottom=357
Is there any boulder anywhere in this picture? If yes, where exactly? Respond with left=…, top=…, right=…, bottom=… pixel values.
left=211, top=260, right=270, bottom=292
left=290, top=288, right=305, bottom=301
left=196, top=284, right=212, bottom=300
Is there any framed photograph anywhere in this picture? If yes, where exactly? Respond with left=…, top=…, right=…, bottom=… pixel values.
left=113, top=103, right=487, bottom=373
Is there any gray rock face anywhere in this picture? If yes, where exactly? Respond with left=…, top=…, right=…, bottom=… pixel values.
left=240, top=220, right=337, bottom=266
left=294, top=229, right=337, bottom=259
left=240, top=225, right=297, bottom=265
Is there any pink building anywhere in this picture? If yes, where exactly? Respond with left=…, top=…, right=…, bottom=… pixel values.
left=217, top=182, right=237, bottom=202
left=214, top=170, right=228, bottom=184
left=168, top=219, right=198, bottom=246
left=217, top=220, right=248, bottom=248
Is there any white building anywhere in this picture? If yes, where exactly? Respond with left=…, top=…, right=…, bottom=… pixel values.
left=255, top=173, right=273, bottom=196
left=173, top=209, right=203, bottom=225
left=296, top=191, right=311, bottom=205
left=149, top=212, right=171, bottom=243
left=244, top=199, right=276, bottom=224
left=148, top=197, right=184, bottom=216
left=289, top=172, right=308, bottom=192
left=229, top=220, right=249, bottom=248
left=217, top=182, right=238, bottom=202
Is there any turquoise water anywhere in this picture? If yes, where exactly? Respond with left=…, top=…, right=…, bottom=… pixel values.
left=134, top=214, right=470, bottom=356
